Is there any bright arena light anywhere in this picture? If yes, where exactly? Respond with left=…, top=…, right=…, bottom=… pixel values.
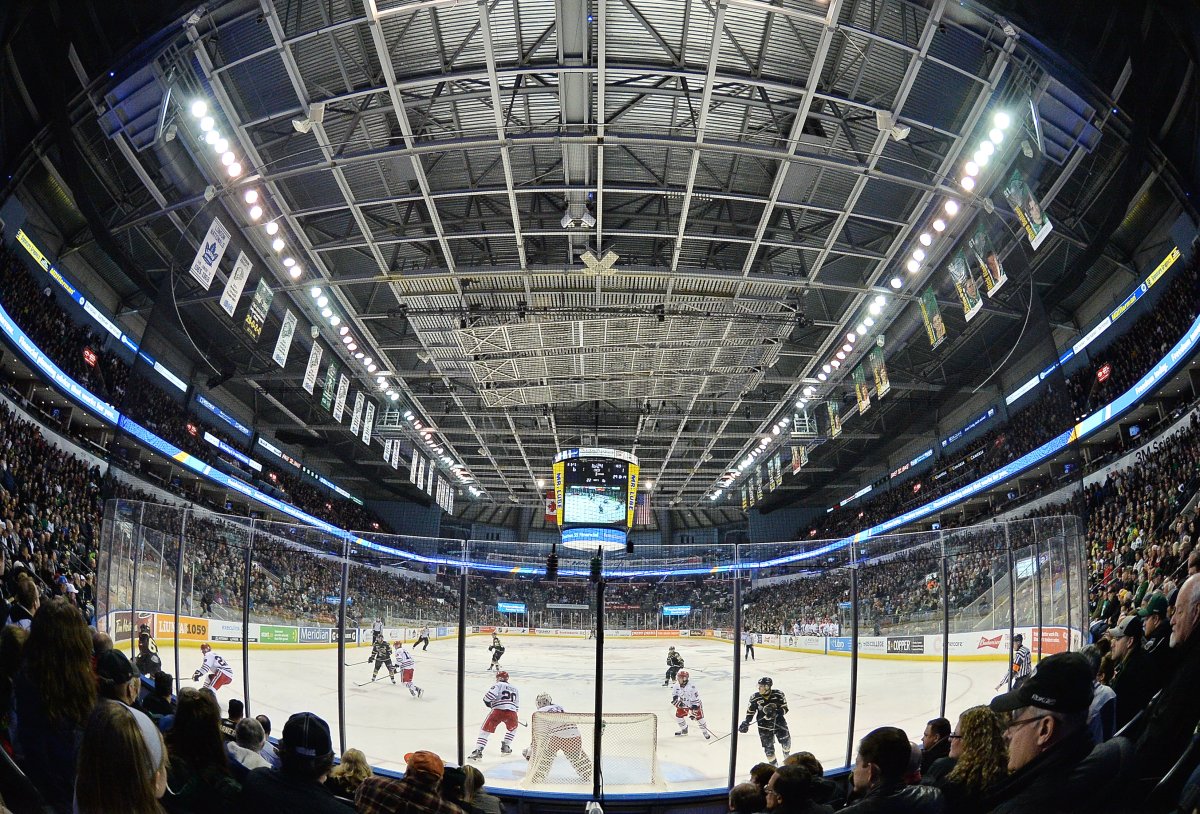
left=989, top=128, right=1004, bottom=144
left=317, top=296, right=329, bottom=308
left=289, top=267, right=301, bottom=280
left=227, top=162, right=242, bottom=177
left=944, top=199, right=960, bottom=216
left=906, top=260, right=919, bottom=274
left=283, top=257, right=296, bottom=268
left=343, top=336, right=353, bottom=344
left=271, top=238, right=285, bottom=252
left=864, top=316, right=875, bottom=327
left=321, top=308, right=333, bottom=318
left=847, top=332, right=857, bottom=342
left=200, top=116, right=214, bottom=132
left=265, top=221, right=279, bottom=235
left=933, top=219, right=946, bottom=232
left=330, top=315, right=340, bottom=326
left=913, top=248, right=926, bottom=261
left=310, top=287, right=322, bottom=298
left=979, top=140, right=995, bottom=157
left=245, top=190, right=259, bottom=204
left=960, top=176, right=975, bottom=191
left=221, top=152, right=235, bottom=166
left=993, top=111, right=1011, bottom=129
left=919, top=233, right=932, bottom=246
left=869, top=302, right=882, bottom=316
left=339, top=326, right=350, bottom=336
left=964, top=161, right=979, bottom=177
left=822, top=364, right=831, bottom=374
left=817, top=372, right=827, bottom=381
left=190, top=100, right=208, bottom=118
left=249, top=205, right=263, bottom=220
left=354, top=352, right=364, bottom=360
left=215, top=138, right=229, bottom=153
left=857, top=322, right=867, bottom=334
left=890, top=276, right=902, bottom=289
left=204, top=131, right=218, bottom=145
left=974, top=150, right=989, bottom=167
left=874, top=294, right=886, bottom=306
left=367, top=364, right=377, bottom=373
left=836, top=351, right=846, bottom=360
left=830, top=359, right=840, bottom=369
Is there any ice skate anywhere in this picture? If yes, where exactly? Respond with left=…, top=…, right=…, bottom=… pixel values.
left=501, top=742, right=512, bottom=755
left=675, top=726, right=689, bottom=736
left=468, top=748, right=483, bottom=761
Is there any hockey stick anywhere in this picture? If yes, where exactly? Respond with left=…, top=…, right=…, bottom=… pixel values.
left=344, top=659, right=371, bottom=667
left=706, top=731, right=731, bottom=745
left=354, top=676, right=393, bottom=687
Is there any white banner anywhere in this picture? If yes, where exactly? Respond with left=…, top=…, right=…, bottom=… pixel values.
left=384, top=439, right=394, bottom=463
left=272, top=310, right=298, bottom=368
left=416, top=453, right=425, bottom=486
left=302, top=343, right=323, bottom=394
left=362, top=401, right=375, bottom=444
left=350, top=392, right=365, bottom=435
left=219, top=251, right=252, bottom=316
left=426, top=459, right=435, bottom=495
left=189, top=217, right=231, bottom=290
left=410, top=450, right=419, bottom=481
left=392, top=441, right=402, bottom=469
left=334, top=375, right=350, bottom=421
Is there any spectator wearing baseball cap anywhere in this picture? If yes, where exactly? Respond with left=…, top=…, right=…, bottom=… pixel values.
left=240, top=711, right=352, bottom=812
left=1137, top=591, right=1174, bottom=675
left=1106, top=614, right=1162, bottom=730
left=95, top=648, right=140, bottom=706
left=356, top=750, right=464, bottom=814
left=983, top=652, right=1102, bottom=812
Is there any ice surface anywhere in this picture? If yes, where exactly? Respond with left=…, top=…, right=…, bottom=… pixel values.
left=154, top=636, right=1000, bottom=794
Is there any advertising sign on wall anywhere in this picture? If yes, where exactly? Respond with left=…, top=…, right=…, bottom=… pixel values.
left=298, top=627, right=331, bottom=644
left=258, top=626, right=299, bottom=644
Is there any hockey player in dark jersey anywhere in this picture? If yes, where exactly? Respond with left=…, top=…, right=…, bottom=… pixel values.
left=663, top=646, right=684, bottom=686
left=738, top=677, right=791, bottom=765
left=488, top=635, right=506, bottom=671
left=370, top=633, right=397, bottom=684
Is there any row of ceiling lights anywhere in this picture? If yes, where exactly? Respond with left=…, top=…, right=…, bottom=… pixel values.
left=189, top=99, right=478, bottom=497
left=709, top=111, right=1015, bottom=503
left=401, top=409, right=480, bottom=495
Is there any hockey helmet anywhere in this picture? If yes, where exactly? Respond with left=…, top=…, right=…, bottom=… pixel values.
left=393, top=641, right=403, bottom=648
left=139, top=624, right=151, bottom=634
left=536, top=692, right=553, bottom=707
left=200, top=643, right=212, bottom=653
left=757, top=677, right=773, bottom=688
left=373, top=630, right=383, bottom=641
left=668, top=646, right=676, bottom=652
left=676, top=669, right=689, bottom=685
left=496, top=670, right=510, bottom=682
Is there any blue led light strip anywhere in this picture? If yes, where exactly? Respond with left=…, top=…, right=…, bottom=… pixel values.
left=1, top=294, right=1197, bottom=578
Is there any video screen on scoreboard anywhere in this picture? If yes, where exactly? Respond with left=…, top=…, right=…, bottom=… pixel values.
left=562, top=458, right=629, bottom=527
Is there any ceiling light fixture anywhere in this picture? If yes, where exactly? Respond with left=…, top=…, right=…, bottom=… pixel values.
left=960, top=176, right=976, bottom=191
left=310, top=287, right=322, bottom=298
left=339, top=326, right=349, bottom=336
left=933, top=219, right=946, bottom=232
left=317, top=296, right=328, bottom=308
left=271, top=238, right=285, bottom=252
left=906, top=259, right=920, bottom=273
left=190, top=100, right=208, bottom=118
left=265, top=221, right=279, bottom=235
left=221, top=151, right=235, bottom=166
left=289, top=267, right=301, bottom=280
left=330, top=315, right=340, bottom=326
left=944, top=199, right=960, bottom=216
left=214, top=138, right=229, bottom=153
left=919, top=233, right=932, bottom=246
left=204, top=130, right=218, bottom=145
left=249, top=205, right=262, bottom=220
left=227, top=162, right=242, bottom=177
left=890, top=276, right=902, bottom=289
left=817, top=372, right=827, bottom=381
left=200, top=116, right=214, bottom=132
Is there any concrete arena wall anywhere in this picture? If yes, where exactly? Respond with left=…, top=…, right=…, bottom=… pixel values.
left=107, top=610, right=1078, bottom=662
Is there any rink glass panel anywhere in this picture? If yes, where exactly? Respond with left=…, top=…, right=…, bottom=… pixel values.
left=99, top=501, right=1089, bottom=794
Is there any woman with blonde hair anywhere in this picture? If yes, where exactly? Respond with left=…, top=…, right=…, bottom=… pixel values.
left=75, top=700, right=168, bottom=814
left=923, top=705, right=1007, bottom=813
left=325, top=747, right=372, bottom=798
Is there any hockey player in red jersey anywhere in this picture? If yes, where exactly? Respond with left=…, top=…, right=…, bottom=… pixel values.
left=192, top=643, right=234, bottom=692
left=469, top=670, right=520, bottom=760
left=670, top=670, right=712, bottom=739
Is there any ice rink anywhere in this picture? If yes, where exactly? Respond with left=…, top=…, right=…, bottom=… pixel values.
left=155, top=636, right=1001, bottom=794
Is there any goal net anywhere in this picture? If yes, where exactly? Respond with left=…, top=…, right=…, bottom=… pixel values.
left=521, top=711, right=661, bottom=788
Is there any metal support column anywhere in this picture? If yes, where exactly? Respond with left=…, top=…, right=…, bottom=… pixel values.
left=846, top=567, right=860, bottom=768
left=457, top=556, right=468, bottom=767
left=337, top=539, right=350, bottom=755
left=593, top=574, right=606, bottom=802
left=1033, top=536, right=1044, bottom=661
left=939, top=551, right=950, bottom=718
left=174, top=508, right=188, bottom=697
left=242, top=521, right=254, bottom=716
left=1005, top=524, right=1016, bottom=691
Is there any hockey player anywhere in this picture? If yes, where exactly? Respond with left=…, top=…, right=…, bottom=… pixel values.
left=415, top=625, right=431, bottom=651
left=469, top=670, right=519, bottom=760
left=192, top=643, right=234, bottom=692
left=523, top=693, right=592, bottom=783
left=372, top=618, right=383, bottom=638
left=663, top=646, right=684, bottom=686
left=738, top=677, right=791, bottom=765
left=393, top=641, right=423, bottom=698
left=670, top=670, right=712, bottom=739
left=136, top=623, right=161, bottom=676
left=487, top=635, right=506, bottom=671
left=370, top=634, right=398, bottom=684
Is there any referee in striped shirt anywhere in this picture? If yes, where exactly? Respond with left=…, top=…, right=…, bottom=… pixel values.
left=996, top=633, right=1033, bottom=691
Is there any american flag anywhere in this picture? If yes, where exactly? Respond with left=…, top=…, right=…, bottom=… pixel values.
left=634, top=492, right=652, bottom=526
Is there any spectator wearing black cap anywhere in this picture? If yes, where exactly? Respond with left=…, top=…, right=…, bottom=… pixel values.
left=240, top=710, right=352, bottom=812
left=96, top=648, right=140, bottom=706
left=984, top=651, right=1099, bottom=812
left=1106, top=615, right=1160, bottom=729
left=841, top=726, right=943, bottom=812
left=1137, top=591, right=1174, bottom=676
left=356, top=750, right=463, bottom=814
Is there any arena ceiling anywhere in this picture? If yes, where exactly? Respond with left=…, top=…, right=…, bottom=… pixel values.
left=5, top=0, right=1179, bottom=521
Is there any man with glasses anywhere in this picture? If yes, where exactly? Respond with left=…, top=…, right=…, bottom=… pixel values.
left=985, top=651, right=1097, bottom=812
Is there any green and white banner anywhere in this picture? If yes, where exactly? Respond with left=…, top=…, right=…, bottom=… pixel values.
left=869, top=346, right=891, bottom=397
left=853, top=364, right=871, bottom=414
left=919, top=286, right=946, bottom=349
left=828, top=398, right=842, bottom=439
left=1002, top=170, right=1053, bottom=250
left=968, top=225, right=1007, bottom=296
left=948, top=251, right=983, bottom=322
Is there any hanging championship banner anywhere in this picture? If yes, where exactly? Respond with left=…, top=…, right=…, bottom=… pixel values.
left=333, top=375, right=350, bottom=421
left=220, top=251, right=252, bottom=316
left=791, top=446, right=806, bottom=474
left=754, top=469, right=763, bottom=503
left=302, top=343, right=323, bottom=394
left=968, top=226, right=1007, bottom=296
left=948, top=251, right=983, bottom=322
left=392, top=440, right=403, bottom=469
left=410, top=451, right=420, bottom=483
left=853, top=364, right=871, bottom=414
left=426, top=461, right=435, bottom=495
left=828, top=398, right=842, bottom=439
left=869, top=346, right=891, bottom=397
left=774, top=453, right=784, bottom=489
left=321, top=361, right=338, bottom=412
left=384, top=439, right=394, bottom=464
left=244, top=278, right=274, bottom=340
left=1002, top=170, right=1053, bottom=250
left=350, top=391, right=365, bottom=435
left=362, top=401, right=375, bottom=444
left=919, top=286, right=946, bottom=349
left=272, top=310, right=298, bottom=367
left=741, top=485, right=749, bottom=511
left=764, top=461, right=775, bottom=492
left=189, top=217, right=231, bottom=290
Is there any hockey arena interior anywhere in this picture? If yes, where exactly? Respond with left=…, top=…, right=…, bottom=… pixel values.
left=0, top=1, right=1199, bottom=813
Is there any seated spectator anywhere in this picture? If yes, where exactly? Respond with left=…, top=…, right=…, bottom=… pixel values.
left=441, top=765, right=469, bottom=809
left=75, top=699, right=168, bottom=814
left=462, top=765, right=503, bottom=814
left=1107, top=615, right=1160, bottom=729
left=922, top=705, right=1005, bottom=813
left=766, top=765, right=833, bottom=813
left=841, top=726, right=943, bottom=812
left=256, top=713, right=279, bottom=768
left=240, top=711, right=352, bottom=812
left=227, top=717, right=271, bottom=778
left=163, top=687, right=241, bottom=812
left=919, top=718, right=951, bottom=774
left=1080, top=645, right=1116, bottom=743
left=0, top=624, right=27, bottom=751
left=142, top=671, right=177, bottom=719
left=731, top=781, right=766, bottom=813
left=96, top=648, right=140, bottom=705
left=903, top=742, right=923, bottom=785
left=985, top=651, right=1099, bottom=812
left=357, top=750, right=461, bottom=814
left=91, top=629, right=113, bottom=657
left=220, top=698, right=244, bottom=741
left=751, top=761, right=777, bottom=793
left=8, top=573, right=38, bottom=630
left=783, top=752, right=839, bottom=806
left=13, top=597, right=95, bottom=814
left=1137, top=591, right=1174, bottom=676
left=325, top=747, right=371, bottom=799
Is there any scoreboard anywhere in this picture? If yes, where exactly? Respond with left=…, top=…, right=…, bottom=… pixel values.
left=552, top=448, right=640, bottom=538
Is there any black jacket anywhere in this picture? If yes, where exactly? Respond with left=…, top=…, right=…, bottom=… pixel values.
left=840, top=782, right=944, bottom=813
left=983, top=728, right=1098, bottom=813
left=1110, top=645, right=1163, bottom=729
left=1130, top=634, right=1200, bottom=792
left=919, top=738, right=950, bottom=775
